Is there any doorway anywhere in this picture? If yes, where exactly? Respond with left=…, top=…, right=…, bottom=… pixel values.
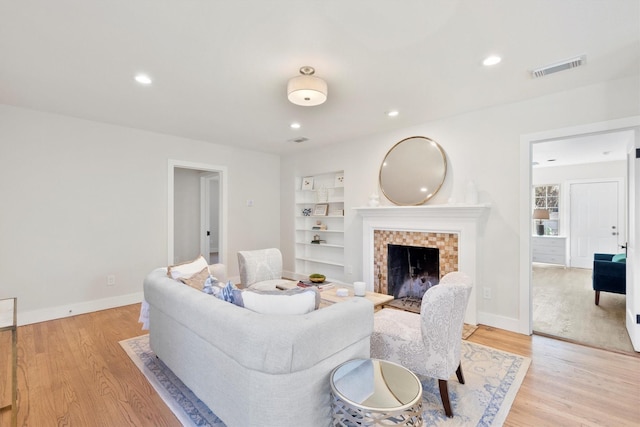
left=521, top=120, right=637, bottom=351
left=168, top=160, right=228, bottom=266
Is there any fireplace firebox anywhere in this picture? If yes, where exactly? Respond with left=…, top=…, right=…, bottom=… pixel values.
left=386, top=244, right=439, bottom=312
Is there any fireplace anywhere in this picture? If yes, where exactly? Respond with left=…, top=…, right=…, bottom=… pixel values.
left=356, top=204, right=489, bottom=325
left=386, top=244, right=439, bottom=312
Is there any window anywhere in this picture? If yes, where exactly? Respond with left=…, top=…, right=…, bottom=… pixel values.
left=533, top=184, right=560, bottom=235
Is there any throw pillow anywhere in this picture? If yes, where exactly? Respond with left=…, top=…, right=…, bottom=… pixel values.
left=178, top=267, right=211, bottom=291
left=219, top=281, right=238, bottom=303
left=612, top=253, right=626, bottom=263
left=167, top=255, right=209, bottom=279
left=236, top=287, right=320, bottom=315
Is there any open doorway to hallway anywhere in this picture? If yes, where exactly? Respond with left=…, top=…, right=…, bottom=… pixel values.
left=168, top=160, right=227, bottom=267
left=531, top=131, right=632, bottom=353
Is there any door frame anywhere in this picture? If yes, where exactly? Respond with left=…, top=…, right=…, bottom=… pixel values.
left=168, top=160, right=228, bottom=265
left=519, top=116, right=640, bottom=335
left=200, top=173, right=220, bottom=261
left=566, top=178, right=625, bottom=268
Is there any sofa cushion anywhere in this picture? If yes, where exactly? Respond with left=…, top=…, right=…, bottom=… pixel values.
left=178, top=267, right=211, bottom=291
left=167, top=255, right=209, bottom=279
left=236, top=287, right=320, bottom=315
left=612, top=253, right=626, bottom=263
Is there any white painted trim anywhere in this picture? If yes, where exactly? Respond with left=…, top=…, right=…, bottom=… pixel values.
left=520, top=116, right=640, bottom=335
left=355, top=204, right=490, bottom=326
left=168, top=160, right=228, bottom=266
left=18, top=292, right=143, bottom=326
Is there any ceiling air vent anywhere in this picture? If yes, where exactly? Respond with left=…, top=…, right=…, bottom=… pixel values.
left=289, top=137, right=309, bottom=144
left=530, top=55, right=586, bottom=78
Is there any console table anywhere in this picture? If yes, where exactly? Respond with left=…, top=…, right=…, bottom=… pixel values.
left=0, top=297, right=17, bottom=427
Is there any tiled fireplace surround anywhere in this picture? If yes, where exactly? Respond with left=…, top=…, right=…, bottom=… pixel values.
left=356, top=204, right=489, bottom=325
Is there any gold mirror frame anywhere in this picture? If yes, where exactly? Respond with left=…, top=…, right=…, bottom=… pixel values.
left=379, top=136, right=447, bottom=205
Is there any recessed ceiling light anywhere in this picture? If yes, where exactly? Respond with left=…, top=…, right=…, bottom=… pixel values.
left=482, top=55, right=502, bottom=66
left=386, top=110, right=399, bottom=117
left=135, top=74, right=152, bottom=85
left=290, top=122, right=301, bottom=129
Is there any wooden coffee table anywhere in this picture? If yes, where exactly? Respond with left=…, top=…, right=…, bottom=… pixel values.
left=277, top=281, right=393, bottom=310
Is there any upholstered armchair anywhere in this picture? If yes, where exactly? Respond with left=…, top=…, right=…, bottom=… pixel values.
left=371, top=272, right=473, bottom=417
left=593, top=253, right=626, bottom=305
left=237, top=248, right=296, bottom=290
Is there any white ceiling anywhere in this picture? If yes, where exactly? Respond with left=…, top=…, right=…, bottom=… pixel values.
left=533, top=130, right=635, bottom=168
left=1, top=0, right=639, bottom=154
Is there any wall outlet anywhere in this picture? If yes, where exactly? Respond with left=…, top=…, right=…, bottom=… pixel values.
left=107, top=275, right=116, bottom=286
left=483, top=287, right=492, bottom=299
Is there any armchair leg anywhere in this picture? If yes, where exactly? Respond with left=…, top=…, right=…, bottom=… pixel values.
left=455, top=362, right=465, bottom=384
left=595, top=290, right=600, bottom=306
left=438, top=379, right=454, bottom=418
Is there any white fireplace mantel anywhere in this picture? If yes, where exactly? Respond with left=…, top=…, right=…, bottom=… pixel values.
left=355, top=203, right=490, bottom=325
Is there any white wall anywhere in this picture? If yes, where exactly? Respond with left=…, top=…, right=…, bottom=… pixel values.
left=0, top=105, right=281, bottom=324
left=280, top=75, right=640, bottom=333
left=533, top=161, right=626, bottom=237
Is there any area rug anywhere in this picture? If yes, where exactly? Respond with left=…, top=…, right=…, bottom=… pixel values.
left=532, top=264, right=633, bottom=353
left=120, top=335, right=530, bottom=427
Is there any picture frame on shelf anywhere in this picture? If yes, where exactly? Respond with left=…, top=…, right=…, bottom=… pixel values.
left=334, top=172, right=344, bottom=188
left=329, top=209, right=344, bottom=217
left=301, top=176, right=314, bottom=190
left=313, top=204, right=328, bottom=216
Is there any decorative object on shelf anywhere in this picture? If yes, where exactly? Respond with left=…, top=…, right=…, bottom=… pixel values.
left=334, top=172, right=344, bottom=188
left=465, top=180, right=478, bottom=204
left=312, top=220, right=327, bottom=230
left=368, top=192, right=380, bottom=207
left=315, top=185, right=328, bottom=202
left=301, top=176, right=314, bottom=190
left=309, top=273, right=326, bottom=283
left=287, top=66, right=328, bottom=107
left=533, top=209, right=550, bottom=235
left=379, top=136, right=447, bottom=205
left=329, top=209, right=344, bottom=217
left=302, top=208, right=312, bottom=216
left=314, top=204, right=328, bottom=216
left=311, top=236, right=326, bottom=244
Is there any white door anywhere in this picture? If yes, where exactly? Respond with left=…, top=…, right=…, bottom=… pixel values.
left=569, top=181, right=620, bottom=268
left=626, top=139, right=639, bottom=351
left=200, top=173, right=220, bottom=265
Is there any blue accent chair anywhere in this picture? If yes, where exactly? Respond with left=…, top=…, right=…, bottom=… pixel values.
left=592, top=253, right=626, bottom=305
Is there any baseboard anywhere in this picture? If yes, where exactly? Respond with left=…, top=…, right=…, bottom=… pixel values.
left=477, top=311, right=524, bottom=334
left=18, top=292, right=144, bottom=326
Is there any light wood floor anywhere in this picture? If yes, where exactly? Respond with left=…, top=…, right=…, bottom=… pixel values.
left=2, top=304, right=639, bottom=426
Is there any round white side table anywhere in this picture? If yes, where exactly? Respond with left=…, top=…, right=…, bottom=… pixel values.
left=330, top=358, right=423, bottom=426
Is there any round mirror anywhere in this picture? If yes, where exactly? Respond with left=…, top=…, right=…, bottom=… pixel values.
left=379, top=136, right=447, bottom=205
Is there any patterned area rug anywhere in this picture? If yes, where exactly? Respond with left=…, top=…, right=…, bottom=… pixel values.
left=120, top=335, right=530, bottom=427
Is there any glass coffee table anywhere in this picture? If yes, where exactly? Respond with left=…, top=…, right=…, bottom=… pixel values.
left=330, top=358, right=423, bottom=426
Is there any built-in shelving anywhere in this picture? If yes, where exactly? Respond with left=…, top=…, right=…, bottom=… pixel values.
left=294, top=170, right=345, bottom=282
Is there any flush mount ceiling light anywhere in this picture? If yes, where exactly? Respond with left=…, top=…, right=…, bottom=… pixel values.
left=482, top=55, right=502, bottom=66
left=287, top=66, right=327, bottom=106
left=135, top=74, right=152, bottom=85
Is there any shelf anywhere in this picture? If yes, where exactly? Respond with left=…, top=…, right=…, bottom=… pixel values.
left=295, top=228, right=344, bottom=233
left=296, top=242, right=344, bottom=248
left=295, top=199, right=345, bottom=205
left=295, top=257, right=345, bottom=267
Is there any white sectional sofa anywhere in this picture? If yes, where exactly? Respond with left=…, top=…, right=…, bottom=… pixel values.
left=143, top=267, right=374, bottom=427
